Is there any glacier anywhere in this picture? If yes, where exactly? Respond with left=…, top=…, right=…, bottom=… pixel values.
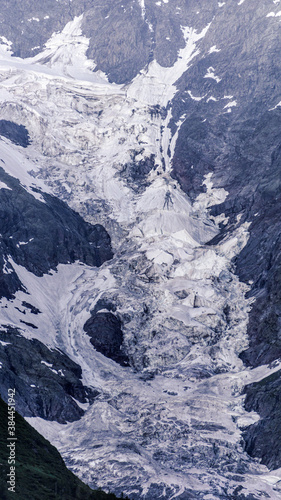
left=0, top=6, right=280, bottom=500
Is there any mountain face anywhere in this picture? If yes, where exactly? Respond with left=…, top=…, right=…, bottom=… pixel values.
left=0, top=0, right=281, bottom=498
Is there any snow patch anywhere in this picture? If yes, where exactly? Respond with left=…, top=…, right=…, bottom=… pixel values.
left=193, top=173, right=228, bottom=211
left=31, top=16, right=109, bottom=84
left=0, top=181, right=11, bottom=190
left=224, top=100, right=237, bottom=110
left=188, top=90, right=205, bottom=101
left=0, top=340, right=11, bottom=346
left=41, top=360, right=53, bottom=368
left=209, top=45, right=220, bottom=53
left=204, top=66, right=221, bottom=83
left=0, top=36, right=13, bottom=57
left=269, top=99, right=281, bottom=110
left=138, top=0, right=146, bottom=18
left=267, top=10, right=281, bottom=16
left=16, top=239, right=34, bottom=247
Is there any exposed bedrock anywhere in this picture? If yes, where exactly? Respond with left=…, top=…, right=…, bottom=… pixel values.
left=243, top=370, right=281, bottom=471
left=0, top=327, right=99, bottom=423
left=0, top=167, right=113, bottom=298
left=0, top=121, right=31, bottom=147
left=84, top=300, right=129, bottom=367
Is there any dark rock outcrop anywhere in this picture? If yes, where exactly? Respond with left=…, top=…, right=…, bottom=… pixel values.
left=120, top=153, right=156, bottom=193
left=82, top=1, right=151, bottom=84
left=0, top=121, right=31, bottom=147
left=0, top=167, right=113, bottom=299
left=0, top=327, right=98, bottom=423
left=243, top=370, right=281, bottom=470
left=84, top=303, right=129, bottom=367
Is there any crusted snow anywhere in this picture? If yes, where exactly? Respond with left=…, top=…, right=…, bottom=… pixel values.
left=193, top=173, right=228, bottom=211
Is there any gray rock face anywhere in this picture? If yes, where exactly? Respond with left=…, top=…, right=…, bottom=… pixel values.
left=84, top=300, right=129, bottom=367
left=0, top=0, right=216, bottom=83
left=0, top=327, right=99, bottom=423
left=82, top=1, right=151, bottom=84
left=243, top=370, right=281, bottom=470
left=0, top=121, right=30, bottom=147
left=82, top=0, right=217, bottom=83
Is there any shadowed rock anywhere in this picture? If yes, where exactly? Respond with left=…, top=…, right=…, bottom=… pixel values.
left=0, top=167, right=113, bottom=299
left=84, top=306, right=129, bottom=367
left=0, top=121, right=31, bottom=147
left=0, top=327, right=99, bottom=423
left=243, top=370, right=281, bottom=470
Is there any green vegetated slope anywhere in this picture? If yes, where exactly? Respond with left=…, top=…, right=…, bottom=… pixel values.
left=0, top=397, right=125, bottom=500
